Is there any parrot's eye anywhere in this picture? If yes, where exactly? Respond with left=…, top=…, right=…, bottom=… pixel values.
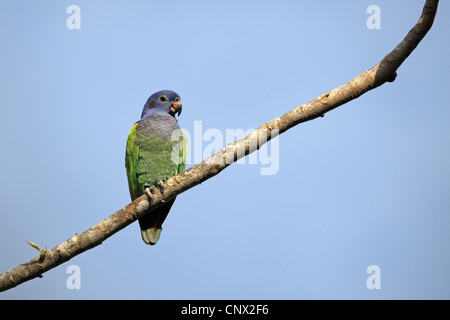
left=159, top=95, right=168, bottom=102
left=174, top=97, right=180, bottom=102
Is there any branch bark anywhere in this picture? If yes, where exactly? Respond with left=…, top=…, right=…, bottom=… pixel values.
left=0, top=0, right=439, bottom=292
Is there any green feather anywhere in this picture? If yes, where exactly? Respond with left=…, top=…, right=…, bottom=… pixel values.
left=174, top=128, right=188, bottom=174
left=125, top=122, right=140, bottom=200
left=125, top=123, right=188, bottom=201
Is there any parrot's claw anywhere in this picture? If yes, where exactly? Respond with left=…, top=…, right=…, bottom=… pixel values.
left=145, top=188, right=155, bottom=202
left=156, top=180, right=165, bottom=194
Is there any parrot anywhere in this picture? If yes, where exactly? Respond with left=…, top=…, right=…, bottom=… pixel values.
left=125, top=90, right=187, bottom=245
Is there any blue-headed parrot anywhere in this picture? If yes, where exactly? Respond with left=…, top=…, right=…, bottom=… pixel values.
left=125, top=90, right=187, bottom=245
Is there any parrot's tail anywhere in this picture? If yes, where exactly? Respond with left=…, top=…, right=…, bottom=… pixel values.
left=138, top=198, right=175, bottom=245
left=141, top=228, right=162, bottom=245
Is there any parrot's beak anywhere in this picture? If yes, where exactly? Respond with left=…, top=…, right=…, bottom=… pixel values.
left=169, top=102, right=182, bottom=117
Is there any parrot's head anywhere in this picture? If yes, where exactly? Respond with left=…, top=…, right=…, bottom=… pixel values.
left=141, top=90, right=182, bottom=119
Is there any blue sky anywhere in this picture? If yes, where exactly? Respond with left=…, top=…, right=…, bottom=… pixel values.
left=1, top=1, right=449, bottom=299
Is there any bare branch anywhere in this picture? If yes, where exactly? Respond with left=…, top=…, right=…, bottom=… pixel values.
left=0, top=0, right=439, bottom=292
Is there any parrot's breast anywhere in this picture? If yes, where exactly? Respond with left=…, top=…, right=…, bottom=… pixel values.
left=134, top=112, right=183, bottom=190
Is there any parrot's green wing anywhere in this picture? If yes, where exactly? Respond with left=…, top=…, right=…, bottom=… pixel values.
left=125, top=122, right=140, bottom=200
left=175, top=128, right=188, bottom=174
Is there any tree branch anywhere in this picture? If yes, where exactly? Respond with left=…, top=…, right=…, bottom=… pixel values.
left=0, top=0, right=439, bottom=292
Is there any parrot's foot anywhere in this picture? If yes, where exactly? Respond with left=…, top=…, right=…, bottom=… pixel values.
left=144, top=188, right=155, bottom=203
left=155, top=180, right=165, bottom=195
